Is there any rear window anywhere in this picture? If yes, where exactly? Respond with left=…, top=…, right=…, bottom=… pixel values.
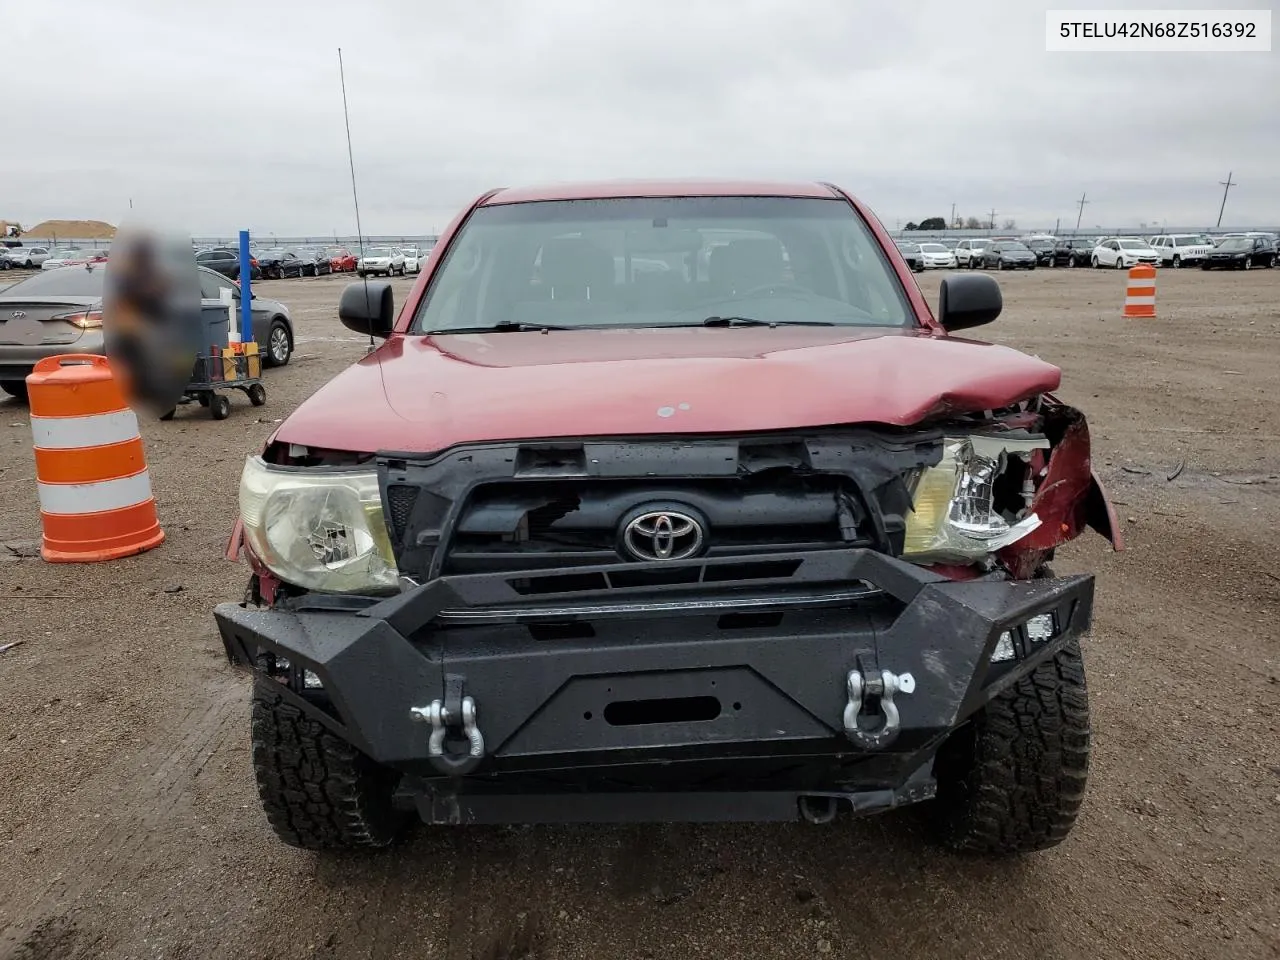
left=412, top=196, right=915, bottom=333
left=0, top=265, right=105, bottom=297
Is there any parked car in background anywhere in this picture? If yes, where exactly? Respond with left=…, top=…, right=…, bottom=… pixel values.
left=1201, top=236, right=1277, bottom=270
left=401, top=246, right=425, bottom=273
left=1050, top=237, right=1096, bottom=267
left=981, top=239, right=1037, bottom=270
left=1091, top=238, right=1159, bottom=269
left=1024, top=237, right=1056, bottom=266
left=893, top=241, right=925, bottom=273
left=954, top=238, right=990, bottom=268
left=1, top=246, right=50, bottom=269
left=324, top=247, right=356, bottom=272
left=196, top=248, right=263, bottom=281
left=357, top=246, right=406, bottom=277
left=0, top=264, right=295, bottom=401
left=917, top=242, right=957, bottom=269
left=257, top=249, right=307, bottom=280
left=40, top=248, right=86, bottom=270
left=1149, top=234, right=1215, bottom=268
left=295, top=247, right=333, bottom=277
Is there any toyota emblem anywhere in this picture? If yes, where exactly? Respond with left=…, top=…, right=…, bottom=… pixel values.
left=621, top=509, right=705, bottom=562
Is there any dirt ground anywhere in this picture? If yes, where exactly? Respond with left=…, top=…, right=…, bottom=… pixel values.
left=0, top=265, right=1277, bottom=960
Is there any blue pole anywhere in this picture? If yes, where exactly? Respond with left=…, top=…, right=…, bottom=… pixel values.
left=238, top=229, right=253, bottom=343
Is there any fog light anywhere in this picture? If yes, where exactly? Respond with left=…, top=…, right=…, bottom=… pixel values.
left=303, top=670, right=323, bottom=689
left=1026, top=612, right=1057, bottom=643
left=991, top=631, right=1016, bottom=663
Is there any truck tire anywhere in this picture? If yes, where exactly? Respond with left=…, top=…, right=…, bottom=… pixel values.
left=929, top=638, right=1091, bottom=856
left=251, top=679, right=409, bottom=850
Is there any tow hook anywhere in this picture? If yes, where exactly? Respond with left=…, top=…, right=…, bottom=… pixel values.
left=843, top=667, right=915, bottom=751
left=410, top=674, right=486, bottom=775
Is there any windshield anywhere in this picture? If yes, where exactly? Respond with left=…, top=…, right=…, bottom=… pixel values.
left=919, top=243, right=948, bottom=252
left=50, top=249, right=82, bottom=259
left=411, top=196, right=915, bottom=333
left=0, top=265, right=105, bottom=297
left=1117, top=240, right=1149, bottom=250
left=365, top=248, right=393, bottom=258
left=1216, top=238, right=1250, bottom=251
left=1027, top=239, right=1053, bottom=250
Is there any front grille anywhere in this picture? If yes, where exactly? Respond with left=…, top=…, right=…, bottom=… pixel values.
left=443, top=475, right=871, bottom=575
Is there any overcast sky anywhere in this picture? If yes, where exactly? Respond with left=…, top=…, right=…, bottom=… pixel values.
left=5, top=0, right=1277, bottom=235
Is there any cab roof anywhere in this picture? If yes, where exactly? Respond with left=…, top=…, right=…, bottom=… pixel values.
left=482, top=179, right=843, bottom=205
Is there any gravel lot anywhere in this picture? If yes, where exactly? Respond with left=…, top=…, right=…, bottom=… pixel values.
left=0, top=267, right=1277, bottom=960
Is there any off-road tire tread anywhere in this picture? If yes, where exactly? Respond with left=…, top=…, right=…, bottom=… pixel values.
left=934, top=638, right=1091, bottom=856
left=250, top=680, right=407, bottom=850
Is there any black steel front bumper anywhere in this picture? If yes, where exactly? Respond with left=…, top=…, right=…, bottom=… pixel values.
left=214, top=549, right=1093, bottom=824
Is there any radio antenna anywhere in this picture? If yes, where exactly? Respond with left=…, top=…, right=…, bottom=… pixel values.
left=337, top=47, right=374, bottom=353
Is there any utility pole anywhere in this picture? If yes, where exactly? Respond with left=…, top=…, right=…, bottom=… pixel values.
left=1053, top=217, right=1060, bottom=236
left=950, top=202, right=957, bottom=228
left=1216, top=171, right=1236, bottom=228
left=1074, top=192, right=1089, bottom=233
left=988, top=208, right=997, bottom=229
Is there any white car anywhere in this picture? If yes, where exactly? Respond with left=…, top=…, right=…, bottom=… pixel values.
left=917, top=242, right=957, bottom=269
left=401, top=246, right=424, bottom=274
left=41, top=248, right=86, bottom=270
left=1091, top=238, right=1160, bottom=269
left=356, top=247, right=406, bottom=277
left=2, top=246, right=50, bottom=269
left=1148, top=234, right=1215, bottom=268
left=954, top=238, right=991, bottom=268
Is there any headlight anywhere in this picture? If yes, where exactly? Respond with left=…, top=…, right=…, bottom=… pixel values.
left=902, top=437, right=1046, bottom=564
left=238, top=456, right=398, bottom=594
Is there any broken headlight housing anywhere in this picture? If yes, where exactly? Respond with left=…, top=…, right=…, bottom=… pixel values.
left=238, top=456, right=398, bottom=594
left=902, top=437, right=1046, bottom=565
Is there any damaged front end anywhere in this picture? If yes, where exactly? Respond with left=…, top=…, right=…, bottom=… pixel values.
left=225, top=394, right=1120, bottom=604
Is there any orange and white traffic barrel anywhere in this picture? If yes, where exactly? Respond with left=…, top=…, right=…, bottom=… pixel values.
left=1123, top=264, right=1157, bottom=318
left=25, top=355, right=164, bottom=562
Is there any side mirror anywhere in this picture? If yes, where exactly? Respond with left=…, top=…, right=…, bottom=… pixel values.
left=937, top=273, right=1002, bottom=332
left=339, top=281, right=395, bottom=338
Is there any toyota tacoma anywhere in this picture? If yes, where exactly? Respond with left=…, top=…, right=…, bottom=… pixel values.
left=214, top=180, right=1121, bottom=855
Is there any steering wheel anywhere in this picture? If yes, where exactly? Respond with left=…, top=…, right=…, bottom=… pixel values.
left=735, top=281, right=814, bottom=298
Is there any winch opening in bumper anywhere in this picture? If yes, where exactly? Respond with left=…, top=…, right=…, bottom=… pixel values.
left=215, top=548, right=1093, bottom=823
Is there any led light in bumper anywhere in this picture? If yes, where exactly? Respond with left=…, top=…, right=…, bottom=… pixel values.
left=238, top=456, right=398, bottom=594
left=1025, top=612, right=1057, bottom=643
left=990, top=612, right=1060, bottom=663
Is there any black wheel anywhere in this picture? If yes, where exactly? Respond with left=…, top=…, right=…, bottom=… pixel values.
left=1244, top=257, right=1253, bottom=271
left=1091, top=256, right=1100, bottom=268
left=1114, top=257, right=1125, bottom=269
left=210, top=393, right=231, bottom=420
left=264, top=320, right=292, bottom=367
left=0, top=380, right=28, bottom=402
left=251, top=679, right=409, bottom=850
left=929, top=637, right=1091, bottom=856
left=247, top=382, right=266, bottom=406
left=1172, top=255, right=1181, bottom=269
left=1268, top=256, right=1276, bottom=269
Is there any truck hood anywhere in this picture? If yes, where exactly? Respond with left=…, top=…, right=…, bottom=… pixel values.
left=275, top=327, right=1062, bottom=454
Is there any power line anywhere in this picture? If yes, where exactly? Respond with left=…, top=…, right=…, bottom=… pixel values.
left=1216, top=172, right=1236, bottom=229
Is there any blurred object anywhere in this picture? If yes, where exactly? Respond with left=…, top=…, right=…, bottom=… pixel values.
left=102, top=224, right=202, bottom=416
left=25, top=354, right=164, bottom=562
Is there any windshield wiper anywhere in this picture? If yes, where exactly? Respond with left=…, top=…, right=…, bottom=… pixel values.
left=701, top=316, right=836, bottom=328
left=427, top=322, right=572, bottom=334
